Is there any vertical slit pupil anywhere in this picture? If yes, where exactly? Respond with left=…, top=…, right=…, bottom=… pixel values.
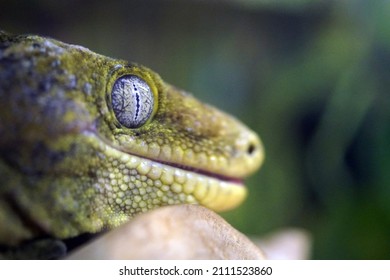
left=134, top=84, right=140, bottom=121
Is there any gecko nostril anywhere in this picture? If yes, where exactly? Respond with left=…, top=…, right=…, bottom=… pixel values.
left=247, top=142, right=256, bottom=155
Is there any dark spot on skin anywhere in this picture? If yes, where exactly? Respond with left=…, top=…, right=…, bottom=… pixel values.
left=51, top=59, right=60, bottom=68
left=38, top=79, right=52, bottom=92
left=87, top=169, right=96, bottom=179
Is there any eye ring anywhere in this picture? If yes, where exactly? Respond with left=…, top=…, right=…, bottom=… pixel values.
left=111, top=75, right=154, bottom=128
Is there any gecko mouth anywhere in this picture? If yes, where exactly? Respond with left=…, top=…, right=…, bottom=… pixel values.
left=91, top=131, right=245, bottom=184
left=88, top=131, right=248, bottom=212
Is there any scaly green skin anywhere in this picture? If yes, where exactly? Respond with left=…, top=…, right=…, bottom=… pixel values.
left=0, top=31, right=264, bottom=253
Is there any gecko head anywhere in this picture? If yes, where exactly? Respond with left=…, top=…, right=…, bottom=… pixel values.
left=92, top=63, right=265, bottom=214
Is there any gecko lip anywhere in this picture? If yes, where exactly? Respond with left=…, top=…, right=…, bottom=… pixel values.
left=143, top=157, right=244, bottom=185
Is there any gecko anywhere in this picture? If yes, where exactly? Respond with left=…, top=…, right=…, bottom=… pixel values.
left=0, top=30, right=264, bottom=258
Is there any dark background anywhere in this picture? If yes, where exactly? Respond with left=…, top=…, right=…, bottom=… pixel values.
left=1, top=0, right=389, bottom=259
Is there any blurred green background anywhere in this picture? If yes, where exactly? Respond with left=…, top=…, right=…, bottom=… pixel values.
left=1, top=0, right=389, bottom=259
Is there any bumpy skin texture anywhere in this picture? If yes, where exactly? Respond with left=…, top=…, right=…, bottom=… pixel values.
left=0, top=31, right=264, bottom=252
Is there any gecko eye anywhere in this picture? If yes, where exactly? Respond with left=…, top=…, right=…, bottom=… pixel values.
left=111, top=75, right=154, bottom=128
